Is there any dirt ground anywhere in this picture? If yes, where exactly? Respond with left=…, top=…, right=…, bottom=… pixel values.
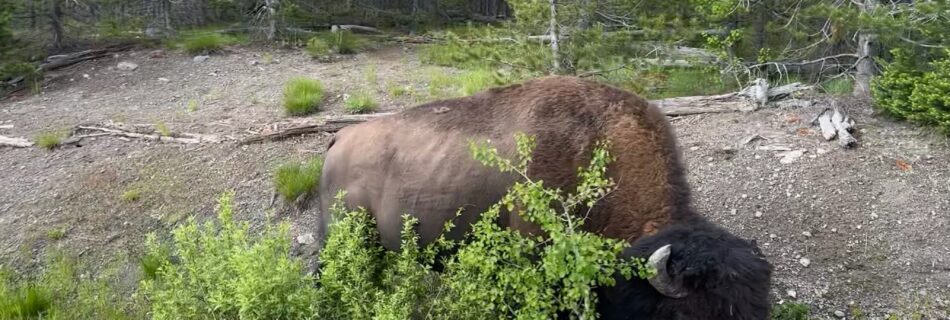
left=1, top=43, right=948, bottom=319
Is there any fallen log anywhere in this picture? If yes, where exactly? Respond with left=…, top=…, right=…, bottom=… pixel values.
left=0, top=135, right=32, bottom=148
left=831, top=107, right=856, bottom=148
left=332, top=25, right=383, bottom=34
left=39, top=44, right=133, bottom=72
left=238, top=113, right=394, bottom=145
left=816, top=109, right=837, bottom=140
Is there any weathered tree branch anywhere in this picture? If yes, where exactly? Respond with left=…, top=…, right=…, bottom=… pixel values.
left=238, top=114, right=395, bottom=145
left=0, top=135, right=33, bottom=148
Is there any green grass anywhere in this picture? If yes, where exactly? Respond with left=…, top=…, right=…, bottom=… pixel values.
left=771, top=302, right=811, bottom=320
left=821, top=77, right=855, bottom=95
left=282, top=77, right=325, bottom=116
left=182, top=33, right=228, bottom=54
left=306, top=37, right=331, bottom=58
left=364, top=64, right=378, bottom=85
left=387, top=83, right=411, bottom=97
left=47, top=228, right=66, bottom=241
left=274, top=157, right=324, bottom=202
left=186, top=99, right=199, bottom=112
left=0, top=284, right=52, bottom=319
left=344, top=92, right=378, bottom=114
left=458, top=69, right=497, bottom=95
left=35, top=131, right=65, bottom=150
left=154, top=121, right=171, bottom=137
left=121, top=188, right=142, bottom=203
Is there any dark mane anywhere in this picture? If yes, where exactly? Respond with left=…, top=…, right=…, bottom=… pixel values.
left=597, top=213, right=773, bottom=320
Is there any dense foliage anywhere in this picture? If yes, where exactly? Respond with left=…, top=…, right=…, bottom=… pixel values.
left=873, top=49, right=950, bottom=133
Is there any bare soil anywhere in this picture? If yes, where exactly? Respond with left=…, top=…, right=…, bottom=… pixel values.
left=1, top=44, right=948, bottom=319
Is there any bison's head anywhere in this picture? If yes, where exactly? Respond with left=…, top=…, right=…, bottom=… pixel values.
left=596, top=219, right=772, bottom=320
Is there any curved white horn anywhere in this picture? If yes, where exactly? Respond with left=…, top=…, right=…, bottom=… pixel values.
left=647, top=244, right=688, bottom=298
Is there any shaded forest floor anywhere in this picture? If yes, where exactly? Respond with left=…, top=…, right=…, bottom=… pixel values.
left=1, top=43, right=948, bottom=319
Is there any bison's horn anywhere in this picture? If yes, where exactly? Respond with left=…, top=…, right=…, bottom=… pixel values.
left=647, top=244, right=688, bottom=298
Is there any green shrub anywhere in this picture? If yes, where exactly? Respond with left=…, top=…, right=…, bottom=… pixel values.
left=35, top=131, right=65, bottom=150
left=344, top=92, right=378, bottom=114
left=306, top=37, right=331, bottom=58
left=182, top=33, right=228, bottom=54
left=873, top=49, right=950, bottom=133
left=274, top=157, right=324, bottom=202
left=283, top=77, right=325, bottom=116
left=770, top=302, right=811, bottom=320
left=141, top=191, right=321, bottom=320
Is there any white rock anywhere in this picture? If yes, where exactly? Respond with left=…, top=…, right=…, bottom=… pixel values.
left=157, top=77, right=170, bottom=82
left=116, top=61, right=138, bottom=71
left=786, top=290, right=797, bottom=298
left=802, top=231, right=812, bottom=237
left=799, top=257, right=811, bottom=267
left=778, top=149, right=806, bottom=164
left=82, top=74, right=90, bottom=79
left=834, top=310, right=845, bottom=318
left=193, top=55, right=210, bottom=63
left=754, top=211, right=763, bottom=218
left=296, top=233, right=316, bottom=245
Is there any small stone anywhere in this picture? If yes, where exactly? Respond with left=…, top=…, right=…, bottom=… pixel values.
left=157, top=77, right=170, bottom=82
left=193, top=55, right=210, bottom=63
left=817, top=148, right=830, bottom=155
left=249, top=60, right=260, bottom=66
left=831, top=228, right=838, bottom=233
left=870, top=212, right=879, bottom=219
left=116, top=61, right=138, bottom=71
left=769, top=234, right=777, bottom=239
left=741, top=194, right=748, bottom=199
left=778, top=149, right=805, bottom=164
left=802, top=231, right=812, bottom=237
left=82, top=74, right=90, bottom=79
left=786, top=290, right=797, bottom=298
left=834, top=310, right=845, bottom=318
left=689, top=146, right=699, bottom=151
left=799, top=257, right=811, bottom=267
left=296, top=233, right=316, bottom=245
left=754, top=211, right=763, bottom=218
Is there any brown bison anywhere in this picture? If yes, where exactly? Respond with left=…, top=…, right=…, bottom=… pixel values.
left=318, top=76, right=772, bottom=319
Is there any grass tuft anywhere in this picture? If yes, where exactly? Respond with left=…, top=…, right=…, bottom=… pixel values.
left=35, top=131, right=64, bottom=150
left=46, top=228, right=66, bottom=241
left=344, top=91, right=378, bottom=114
left=274, top=157, right=324, bottom=202
left=821, top=77, right=854, bottom=95
left=154, top=121, right=171, bottom=137
left=387, top=83, right=411, bottom=97
left=0, top=285, right=52, bottom=318
left=122, top=189, right=142, bottom=203
left=182, top=33, right=229, bottom=55
left=770, top=302, right=810, bottom=320
left=282, top=77, right=325, bottom=116
left=306, top=37, right=331, bottom=58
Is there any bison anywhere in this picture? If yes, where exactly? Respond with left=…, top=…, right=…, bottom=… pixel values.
left=318, top=76, right=772, bottom=319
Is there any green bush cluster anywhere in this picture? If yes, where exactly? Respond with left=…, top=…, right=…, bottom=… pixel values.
left=873, top=49, right=950, bottom=134
left=343, top=92, right=378, bottom=114
left=282, top=77, right=325, bottom=116
left=274, top=157, right=324, bottom=202
left=305, top=37, right=331, bottom=58
left=141, top=191, right=321, bottom=320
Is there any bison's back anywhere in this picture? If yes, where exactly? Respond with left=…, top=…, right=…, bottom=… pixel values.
left=319, top=76, right=690, bottom=249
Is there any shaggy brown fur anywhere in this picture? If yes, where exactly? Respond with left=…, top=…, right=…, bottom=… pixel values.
left=318, top=75, right=692, bottom=250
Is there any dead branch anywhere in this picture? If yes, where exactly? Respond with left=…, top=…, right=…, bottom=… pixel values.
left=0, top=135, right=33, bottom=148
left=74, top=125, right=224, bottom=144
left=238, top=114, right=395, bottom=145
left=816, top=108, right=837, bottom=140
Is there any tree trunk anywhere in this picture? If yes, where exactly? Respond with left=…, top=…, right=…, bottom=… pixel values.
left=162, top=0, right=172, bottom=31
left=854, top=32, right=877, bottom=98
left=49, top=0, right=64, bottom=49
left=853, top=0, right=878, bottom=98
left=410, top=0, right=419, bottom=35
left=265, top=0, right=277, bottom=40
left=549, top=0, right=561, bottom=73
